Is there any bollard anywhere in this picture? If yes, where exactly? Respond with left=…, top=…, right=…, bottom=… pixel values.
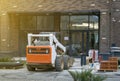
left=81, top=54, right=86, bottom=66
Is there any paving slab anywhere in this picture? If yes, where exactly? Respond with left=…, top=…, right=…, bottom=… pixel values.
left=0, top=58, right=119, bottom=81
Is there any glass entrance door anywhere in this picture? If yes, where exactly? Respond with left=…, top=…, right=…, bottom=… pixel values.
left=70, top=31, right=88, bottom=56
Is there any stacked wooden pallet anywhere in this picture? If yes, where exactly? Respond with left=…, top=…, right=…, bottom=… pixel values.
left=99, top=57, right=118, bottom=72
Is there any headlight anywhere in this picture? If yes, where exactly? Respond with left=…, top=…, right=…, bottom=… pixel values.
left=29, top=49, right=32, bottom=53
left=46, top=50, right=49, bottom=54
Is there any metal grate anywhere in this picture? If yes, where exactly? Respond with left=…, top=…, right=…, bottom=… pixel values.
left=28, top=48, right=50, bottom=54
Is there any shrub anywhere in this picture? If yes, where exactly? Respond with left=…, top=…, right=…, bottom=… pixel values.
left=0, top=57, right=13, bottom=62
left=69, top=70, right=106, bottom=81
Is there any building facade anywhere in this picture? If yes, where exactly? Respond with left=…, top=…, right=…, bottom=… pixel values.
left=0, top=0, right=119, bottom=57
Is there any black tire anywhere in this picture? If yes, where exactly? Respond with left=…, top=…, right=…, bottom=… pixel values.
left=27, top=65, right=35, bottom=71
left=63, top=55, right=70, bottom=70
left=55, top=56, right=64, bottom=71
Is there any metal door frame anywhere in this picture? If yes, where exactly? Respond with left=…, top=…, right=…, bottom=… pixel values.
left=69, top=30, right=89, bottom=56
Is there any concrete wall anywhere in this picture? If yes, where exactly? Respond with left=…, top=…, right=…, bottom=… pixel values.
left=0, top=0, right=112, bottom=56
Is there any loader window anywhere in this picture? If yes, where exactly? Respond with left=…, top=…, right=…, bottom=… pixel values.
left=31, top=37, right=50, bottom=46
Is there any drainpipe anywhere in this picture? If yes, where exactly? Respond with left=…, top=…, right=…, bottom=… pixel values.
left=109, top=0, right=112, bottom=50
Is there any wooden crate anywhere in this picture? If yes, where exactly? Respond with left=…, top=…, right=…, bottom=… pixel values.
left=109, top=61, right=118, bottom=70
left=109, top=57, right=118, bottom=61
left=100, top=61, right=110, bottom=70
left=100, top=60, right=118, bottom=71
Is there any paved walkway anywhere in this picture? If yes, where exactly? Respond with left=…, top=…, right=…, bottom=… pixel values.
left=0, top=58, right=119, bottom=81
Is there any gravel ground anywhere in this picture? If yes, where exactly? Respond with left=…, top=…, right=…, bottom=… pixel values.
left=0, top=58, right=119, bottom=81
left=0, top=68, right=73, bottom=81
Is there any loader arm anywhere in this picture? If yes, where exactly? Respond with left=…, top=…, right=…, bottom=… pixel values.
left=52, top=35, right=66, bottom=54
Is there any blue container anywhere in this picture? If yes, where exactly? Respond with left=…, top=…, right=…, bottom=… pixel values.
left=99, top=53, right=111, bottom=60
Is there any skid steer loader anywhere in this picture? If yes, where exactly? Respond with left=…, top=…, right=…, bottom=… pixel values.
left=26, top=33, right=74, bottom=71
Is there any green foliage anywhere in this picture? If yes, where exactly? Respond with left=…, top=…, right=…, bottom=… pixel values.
left=69, top=70, right=106, bottom=81
left=0, top=57, right=13, bottom=62
left=92, top=75, right=105, bottom=81
left=69, top=71, right=78, bottom=81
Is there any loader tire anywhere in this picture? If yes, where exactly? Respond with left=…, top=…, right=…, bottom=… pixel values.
left=63, top=55, right=70, bottom=70
left=69, top=57, right=74, bottom=67
left=27, top=65, right=35, bottom=71
left=55, top=56, right=64, bottom=71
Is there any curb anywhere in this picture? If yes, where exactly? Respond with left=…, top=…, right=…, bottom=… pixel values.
left=0, top=62, right=24, bottom=69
